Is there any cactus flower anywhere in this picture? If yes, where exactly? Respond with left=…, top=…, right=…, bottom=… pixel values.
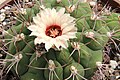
left=28, top=8, right=77, bottom=51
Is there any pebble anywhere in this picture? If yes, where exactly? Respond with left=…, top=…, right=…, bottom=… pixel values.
left=0, top=13, right=5, bottom=22
left=4, top=6, right=10, bottom=10
left=2, top=21, right=7, bottom=26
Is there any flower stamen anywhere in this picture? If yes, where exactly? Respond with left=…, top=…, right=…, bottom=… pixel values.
left=45, top=25, right=62, bottom=38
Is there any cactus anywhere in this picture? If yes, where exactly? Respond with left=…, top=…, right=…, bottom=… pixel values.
left=1, top=0, right=120, bottom=80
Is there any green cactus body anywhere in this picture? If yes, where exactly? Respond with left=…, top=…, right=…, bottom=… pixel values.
left=84, top=50, right=103, bottom=78
left=3, top=0, right=120, bottom=80
left=71, top=43, right=92, bottom=66
left=107, top=21, right=120, bottom=30
left=56, top=48, right=75, bottom=65
left=83, top=29, right=106, bottom=50
left=94, top=20, right=110, bottom=34
left=60, top=0, right=78, bottom=6
left=24, top=8, right=35, bottom=22
left=71, top=3, right=92, bottom=18
left=8, top=40, right=26, bottom=55
left=22, top=40, right=35, bottom=54
left=76, top=18, right=90, bottom=32
left=13, top=51, right=30, bottom=75
left=44, top=60, right=63, bottom=80
left=22, top=53, right=46, bottom=80
left=21, top=72, right=44, bottom=80
left=47, top=48, right=56, bottom=60
left=64, top=62, right=84, bottom=80
left=4, top=23, right=30, bottom=42
left=75, top=32, right=83, bottom=42
left=112, top=31, right=120, bottom=39
left=28, top=53, right=46, bottom=73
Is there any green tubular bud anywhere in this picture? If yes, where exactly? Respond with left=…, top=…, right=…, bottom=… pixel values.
left=76, top=18, right=90, bottom=32
left=71, top=43, right=92, bottom=66
left=84, top=50, right=103, bottom=78
left=44, top=60, right=63, bottom=80
left=21, top=72, right=45, bottom=80
left=64, top=62, right=84, bottom=80
left=22, top=40, right=35, bottom=54
left=46, top=48, right=56, bottom=60
left=56, top=48, right=75, bottom=65
left=83, top=29, right=106, bottom=50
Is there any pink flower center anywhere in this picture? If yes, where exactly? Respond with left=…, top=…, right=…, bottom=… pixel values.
left=45, top=25, right=62, bottom=38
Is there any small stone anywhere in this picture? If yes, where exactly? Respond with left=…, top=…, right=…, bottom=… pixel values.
left=110, top=76, right=116, bottom=80
left=4, top=6, right=10, bottom=10
left=89, top=1, right=96, bottom=7
left=0, top=9, right=6, bottom=13
left=0, top=24, right=2, bottom=27
left=116, top=77, right=120, bottom=79
left=2, top=21, right=7, bottom=26
left=110, top=60, right=118, bottom=69
left=0, top=54, right=3, bottom=57
left=0, top=13, right=5, bottom=22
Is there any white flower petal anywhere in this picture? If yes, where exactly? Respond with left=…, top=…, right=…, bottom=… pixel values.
left=62, top=25, right=77, bottom=34
left=34, top=37, right=42, bottom=45
left=53, top=38, right=68, bottom=49
left=58, top=8, right=65, bottom=15
left=45, top=42, right=53, bottom=51
left=28, top=7, right=77, bottom=51
left=28, top=25, right=39, bottom=32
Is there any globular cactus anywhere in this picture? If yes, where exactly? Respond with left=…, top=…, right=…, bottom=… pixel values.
left=1, top=0, right=120, bottom=80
